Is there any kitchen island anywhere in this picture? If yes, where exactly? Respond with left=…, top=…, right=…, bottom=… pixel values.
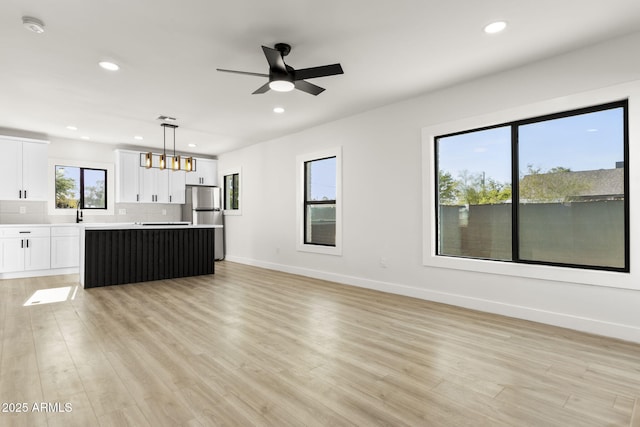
left=80, top=222, right=222, bottom=288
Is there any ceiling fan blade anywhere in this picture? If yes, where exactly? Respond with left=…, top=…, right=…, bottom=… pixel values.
left=252, top=82, right=271, bottom=94
left=294, top=80, right=325, bottom=96
left=217, top=68, right=269, bottom=78
left=261, top=46, right=287, bottom=72
left=293, top=64, right=344, bottom=81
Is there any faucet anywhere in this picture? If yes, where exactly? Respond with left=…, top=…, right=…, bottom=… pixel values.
left=76, top=209, right=83, bottom=223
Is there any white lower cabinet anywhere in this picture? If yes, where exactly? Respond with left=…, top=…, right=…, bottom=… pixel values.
left=51, top=226, right=80, bottom=269
left=0, top=227, right=51, bottom=273
left=0, top=226, right=80, bottom=276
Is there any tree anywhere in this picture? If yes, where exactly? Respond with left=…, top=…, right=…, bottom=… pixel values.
left=438, top=170, right=459, bottom=205
left=84, top=179, right=106, bottom=208
left=519, top=164, right=590, bottom=202
left=55, top=169, right=78, bottom=208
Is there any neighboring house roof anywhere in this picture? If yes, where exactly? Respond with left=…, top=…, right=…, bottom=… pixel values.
left=520, top=168, right=624, bottom=202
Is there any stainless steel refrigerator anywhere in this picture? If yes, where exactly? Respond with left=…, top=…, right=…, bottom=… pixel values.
left=182, top=186, right=224, bottom=260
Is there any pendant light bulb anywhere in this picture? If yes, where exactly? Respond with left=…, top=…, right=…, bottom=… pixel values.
left=145, top=152, right=153, bottom=168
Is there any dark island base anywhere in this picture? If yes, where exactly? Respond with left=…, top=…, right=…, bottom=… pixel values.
left=84, top=228, right=215, bottom=288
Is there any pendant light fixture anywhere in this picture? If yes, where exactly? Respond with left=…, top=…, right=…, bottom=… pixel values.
left=144, top=152, right=153, bottom=168
left=141, top=119, right=194, bottom=171
left=171, top=124, right=180, bottom=171
left=184, top=156, right=193, bottom=172
left=159, top=123, right=167, bottom=170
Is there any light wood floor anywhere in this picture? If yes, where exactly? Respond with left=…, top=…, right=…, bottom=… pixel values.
left=1, top=261, right=639, bottom=426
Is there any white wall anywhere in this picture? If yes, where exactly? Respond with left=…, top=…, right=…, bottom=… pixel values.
left=218, top=31, right=640, bottom=343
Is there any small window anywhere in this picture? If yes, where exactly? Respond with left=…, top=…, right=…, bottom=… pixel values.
left=297, top=148, right=342, bottom=255
left=224, top=173, right=239, bottom=210
left=304, top=156, right=337, bottom=246
left=55, top=165, right=107, bottom=210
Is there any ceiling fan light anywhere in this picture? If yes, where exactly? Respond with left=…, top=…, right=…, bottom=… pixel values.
left=269, top=80, right=295, bottom=92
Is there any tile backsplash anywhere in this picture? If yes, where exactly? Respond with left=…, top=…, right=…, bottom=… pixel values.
left=0, top=201, right=182, bottom=224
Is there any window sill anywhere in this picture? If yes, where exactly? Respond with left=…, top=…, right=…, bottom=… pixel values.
left=422, top=251, right=637, bottom=290
left=297, top=243, right=342, bottom=256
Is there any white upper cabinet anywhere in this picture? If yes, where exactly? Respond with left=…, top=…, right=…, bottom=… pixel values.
left=0, top=136, right=49, bottom=201
left=169, top=170, right=186, bottom=204
left=186, top=158, right=217, bottom=186
left=115, top=150, right=141, bottom=202
left=115, top=150, right=187, bottom=203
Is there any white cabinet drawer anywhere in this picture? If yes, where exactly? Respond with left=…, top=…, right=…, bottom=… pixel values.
left=51, top=226, right=80, bottom=237
left=0, top=227, right=51, bottom=238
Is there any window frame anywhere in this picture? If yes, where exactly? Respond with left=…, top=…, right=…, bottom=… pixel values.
left=55, top=165, right=108, bottom=210
left=422, top=85, right=638, bottom=290
left=434, top=100, right=628, bottom=272
left=48, top=158, right=115, bottom=217
left=222, top=167, right=242, bottom=215
left=296, top=147, right=342, bottom=256
left=303, top=156, right=338, bottom=247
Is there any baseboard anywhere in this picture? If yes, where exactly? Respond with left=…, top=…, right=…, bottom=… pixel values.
left=0, top=267, right=79, bottom=280
left=224, top=255, right=640, bottom=344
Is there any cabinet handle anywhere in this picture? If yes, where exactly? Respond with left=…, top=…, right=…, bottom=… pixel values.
left=170, top=195, right=172, bottom=203
left=21, top=239, right=24, bottom=249
left=24, top=190, right=27, bottom=199
left=136, top=194, right=139, bottom=202
left=26, top=239, right=29, bottom=248
left=19, top=190, right=22, bottom=199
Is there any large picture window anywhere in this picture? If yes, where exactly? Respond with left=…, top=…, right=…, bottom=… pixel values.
left=435, top=100, right=628, bottom=271
left=55, top=165, right=107, bottom=210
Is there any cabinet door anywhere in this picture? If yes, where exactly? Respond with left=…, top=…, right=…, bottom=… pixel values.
left=0, top=238, right=25, bottom=273
left=21, top=142, right=49, bottom=200
left=0, top=139, right=23, bottom=200
left=155, top=168, right=170, bottom=203
left=185, top=165, right=200, bottom=185
left=199, top=159, right=218, bottom=186
left=168, top=170, right=186, bottom=204
left=24, top=236, right=51, bottom=271
left=115, top=151, right=141, bottom=203
left=138, top=163, right=156, bottom=203
left=51, top=236, right=80, bottom=268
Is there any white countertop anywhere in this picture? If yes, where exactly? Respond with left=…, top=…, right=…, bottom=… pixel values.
left=82, top=222, right=223, bottom=230
left=0, top=223, right=80, bottom=228
left=1, top=222, right=222, bottom=230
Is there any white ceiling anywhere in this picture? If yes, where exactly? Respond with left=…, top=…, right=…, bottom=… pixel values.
left=2, top=1, right=640, bottom=157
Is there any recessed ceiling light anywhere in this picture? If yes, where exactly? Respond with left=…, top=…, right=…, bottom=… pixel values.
left=134, top=135, right=144, bottom=140
left=81, top=136, right=90, bottom=140
left=66, top=125, right=78, bottom=131
left=22, top=16, right=45, bottom=34
left=273, top=107, right=285, bottom=114
left=484, top=21, right=507, bottom=34
left=98, top=61, right=120, bottom=71
left=188, top=143, right=197, bottom=148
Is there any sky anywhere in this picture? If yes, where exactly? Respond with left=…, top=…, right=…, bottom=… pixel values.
left=307, top=157, right=336, bottom=201
left=437, top=106, right=624, bottom=184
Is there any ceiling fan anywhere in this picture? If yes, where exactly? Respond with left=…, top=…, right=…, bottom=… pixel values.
left=217, top=43, right=344, bottom=96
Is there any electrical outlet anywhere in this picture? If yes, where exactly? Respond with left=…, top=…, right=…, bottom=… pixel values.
left=118, top=208, right=127, bottom=215
left=162, top=209, right=167, bottom=216
left=380, top=257, right=388, bottom=268
left=19, top=206, right=26, bottom=214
